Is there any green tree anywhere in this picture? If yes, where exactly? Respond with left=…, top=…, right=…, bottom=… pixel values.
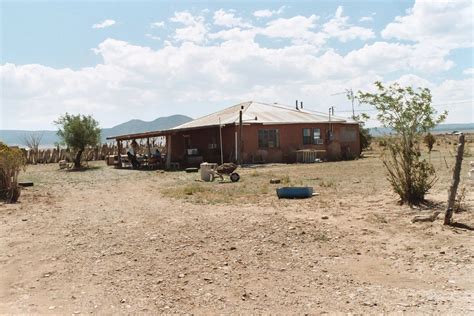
left=55, top=113, right=101, bottom=169
left=356, top=82, right=447, bottom=205
left=423, top=133, right=436, bottom=152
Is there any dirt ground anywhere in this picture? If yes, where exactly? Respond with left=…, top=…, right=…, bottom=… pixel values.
left=1, top=139, right=473, bottom=314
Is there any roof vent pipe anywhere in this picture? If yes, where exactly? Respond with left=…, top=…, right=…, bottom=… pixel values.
left=296, top=100, right=299, bottom=110
left=300, top=101, right=303, bottom=109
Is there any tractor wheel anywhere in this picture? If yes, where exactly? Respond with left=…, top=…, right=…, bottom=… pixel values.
left=230, top=172, right=240, bottom=182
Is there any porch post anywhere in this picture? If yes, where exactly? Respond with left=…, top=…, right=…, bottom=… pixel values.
left=237, top=106, right=243, bottom=165
left=166, top=135, right=172, bottom=169
left=117, top=140, right=122, bottom=168
left=146, top=137, right=151, bottom=156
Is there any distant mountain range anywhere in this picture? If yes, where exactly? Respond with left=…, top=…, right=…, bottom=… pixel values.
left=1, top=119, right=472, bottom=147
left=0, top=114, right=193, bottom=147
left=369, top=123, right=474, bottom=136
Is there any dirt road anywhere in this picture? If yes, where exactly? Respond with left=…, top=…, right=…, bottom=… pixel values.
left=1, top=156, right=473, bottom=314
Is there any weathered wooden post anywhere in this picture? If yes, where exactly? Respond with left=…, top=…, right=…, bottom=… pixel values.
left=444, top=133, right=465, bottom=225
left=117, top=140, right=122, bottom=168
left=166, top=135, right=172, bottom=170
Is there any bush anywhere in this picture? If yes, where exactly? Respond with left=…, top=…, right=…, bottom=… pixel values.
left=424, top=133, right=436, bottom=152
left=383, top=142, right=436, bottom=204
left=356, top=82, right=446, bottom=205
left=0, top=143, right=27, bottom=203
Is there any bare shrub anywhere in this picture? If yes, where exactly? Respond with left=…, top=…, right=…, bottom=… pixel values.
left=0, top=143, right=27, bottom=203
left=424, top=133, right=436, bottom=152
left=22, top=132, right=43, bottom=164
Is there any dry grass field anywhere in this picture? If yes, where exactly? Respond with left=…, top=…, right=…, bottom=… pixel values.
left=1, top=135, right=473, bottom=314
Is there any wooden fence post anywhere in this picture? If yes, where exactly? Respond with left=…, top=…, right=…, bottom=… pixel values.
left=444, top=133, right=465, bottom=225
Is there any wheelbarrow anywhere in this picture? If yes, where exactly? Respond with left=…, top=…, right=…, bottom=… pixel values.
left=212, top=162, right=240, bottom=182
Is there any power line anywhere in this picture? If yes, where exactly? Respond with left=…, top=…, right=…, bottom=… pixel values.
left=335, top=99, right=473, bottom=113
left=432, top=99, right=473, bottom=106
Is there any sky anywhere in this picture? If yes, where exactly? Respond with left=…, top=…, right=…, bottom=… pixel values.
left=0, top=0, right=473, bottom=130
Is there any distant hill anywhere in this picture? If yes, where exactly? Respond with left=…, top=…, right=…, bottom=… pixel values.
left=369, top=123, right=474, bottom=136
left=0, top=114, right=193, bottom=147
left=102, top=115, right=192, bottom=139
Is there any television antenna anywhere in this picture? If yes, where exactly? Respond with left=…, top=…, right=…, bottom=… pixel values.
left=331, top=89, right=355, bottom=118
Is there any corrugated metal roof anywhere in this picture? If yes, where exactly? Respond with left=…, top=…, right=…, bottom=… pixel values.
left=107, top=101, right=357, bottom=140
left=172, top=101, right=355, bottom=130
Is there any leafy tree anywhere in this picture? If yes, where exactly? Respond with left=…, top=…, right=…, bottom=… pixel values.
left=0, top=142, right=27, bottom=203
left=423, top=133, right=436, bottom=152
left=356, top=82, right=447, bottom=205
left=55, top=113, right=101, bottom=169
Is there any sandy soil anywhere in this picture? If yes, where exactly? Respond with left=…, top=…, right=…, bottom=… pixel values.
left=1, top=144, right=473, bottom=314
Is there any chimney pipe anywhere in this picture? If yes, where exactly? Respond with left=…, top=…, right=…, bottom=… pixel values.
left=296, top=100, right=299, bottom=110
left=300, top=101, right=303, bottom=109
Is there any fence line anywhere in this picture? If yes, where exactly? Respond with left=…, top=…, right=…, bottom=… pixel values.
left=22, top=144, right=115, bottom=164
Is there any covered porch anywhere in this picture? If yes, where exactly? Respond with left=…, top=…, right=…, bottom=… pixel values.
left=105, top=123, right=238, bottom=170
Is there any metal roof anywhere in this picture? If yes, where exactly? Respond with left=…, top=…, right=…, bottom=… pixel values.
left=107, top=101, right=356, bottom=141
left=172, top=101, right=355, bottom=130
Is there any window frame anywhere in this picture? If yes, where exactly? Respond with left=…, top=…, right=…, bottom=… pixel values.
left=302, top=127, right=323, bottom=145
left=258, top=129, right=280, bottom=149
left=302, top=128, right=312, bottom=145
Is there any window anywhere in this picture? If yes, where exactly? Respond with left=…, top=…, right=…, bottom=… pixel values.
left=313, top=128, right=322, bottom=144
left=303, top=128, right=323, bottom=145
left=258, top=129, right=279, bottom=148
left=303, top=128, right=312, bottom=145
left=341, top=127, right=357, bottom=142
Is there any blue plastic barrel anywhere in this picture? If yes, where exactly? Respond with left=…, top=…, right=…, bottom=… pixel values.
left=276, top=187, right=313, bottom=199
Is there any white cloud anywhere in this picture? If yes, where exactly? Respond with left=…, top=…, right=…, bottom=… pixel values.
left=463, top=68, right=474, bottom=75
left=151, top=21, right=165, bottom=28
left=209, top=28, right=258, bottom=42
left=276, top=6, right=286, bottom=15
left=432, top=78, right=474, bottom=122
left=170, top=11, right=207, bottom=43
left=3, top=33, right=471, bottom=130
left=260, top=15, right=327, bottom=46
left=213, top=9, right=251, bottom=28
left=92, top=19, right=116, bottom=29
left=145, top=34, right=161, bottom=40
left=381, top=0, right=473, bottom=49
left=262, top=15, right=318, bottom=37
left=359, top=16, right=373, bottom=22
left=253, top=9, right=273, bottom=18
left=1, top=5, right=471, bottom=130
left=323, top=6, right=375, bottom=42
left=345, top=41, right=453, bottom=74
left=253, top=6, right=285, bottom=18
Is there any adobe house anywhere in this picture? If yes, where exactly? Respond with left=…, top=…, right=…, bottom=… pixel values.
left=107, top=101, right=360, bottom=168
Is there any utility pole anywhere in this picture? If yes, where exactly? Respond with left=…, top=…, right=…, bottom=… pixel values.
left=348, top=88, right=355, bottom=119
left=219, top=118, right=223, bottom=165
left=328, top=106, right=334, bottom=141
